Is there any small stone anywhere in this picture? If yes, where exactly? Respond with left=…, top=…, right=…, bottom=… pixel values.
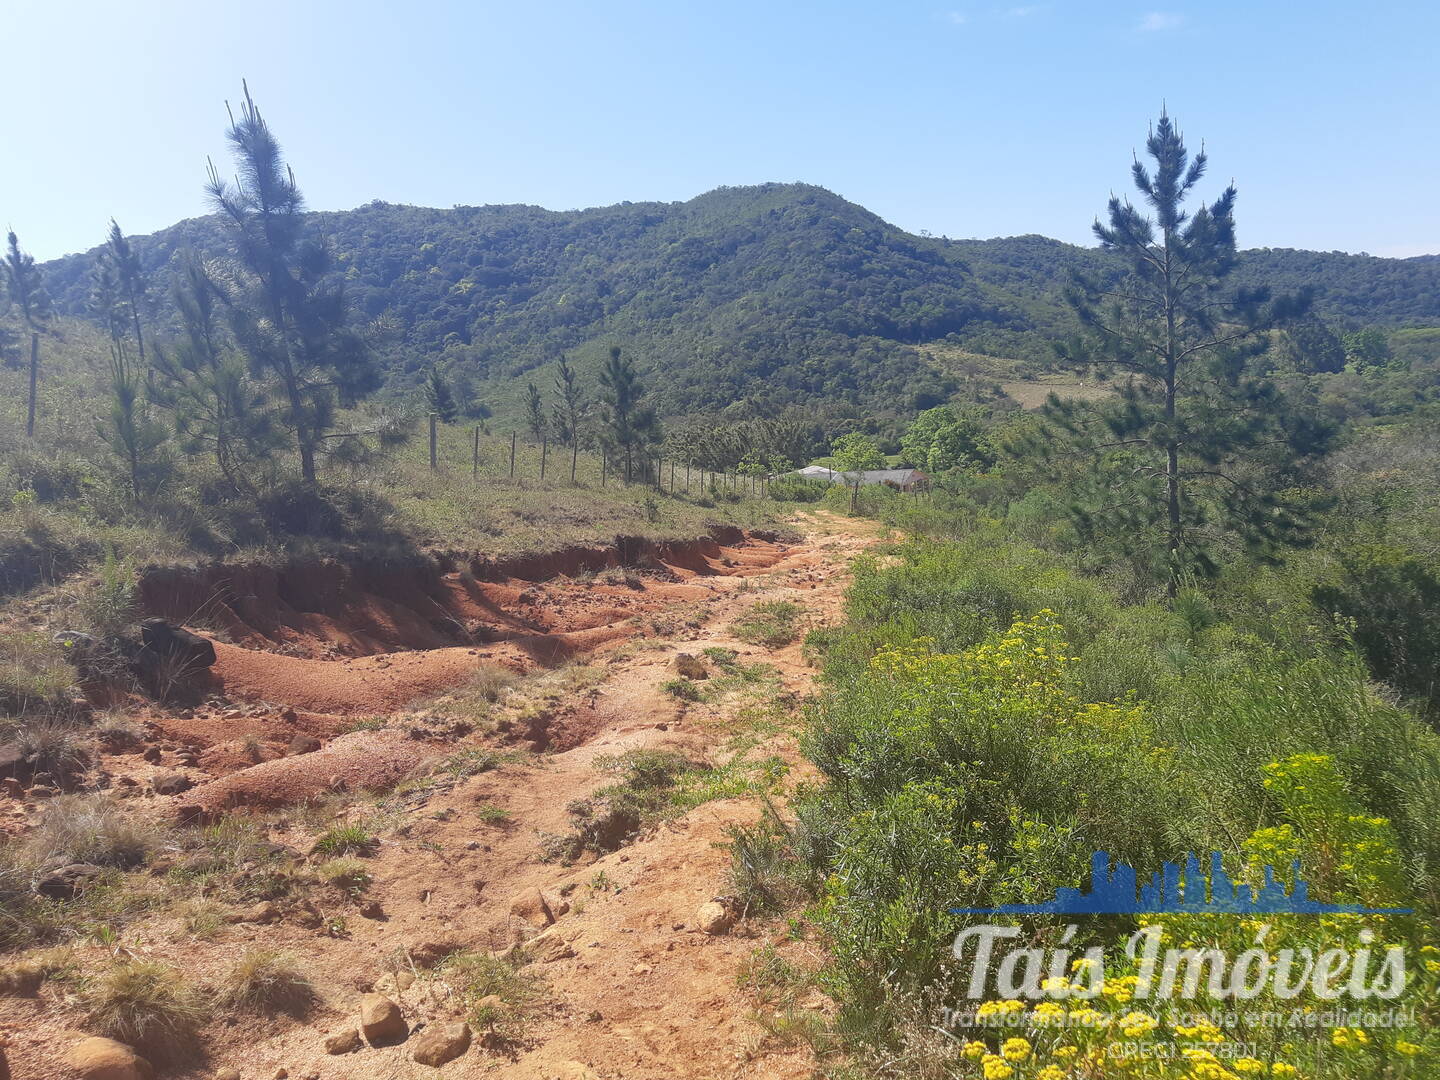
left=36, top=863, right=104, bottom=899
left=523, top=929, right=576, bottom=964
left=214, top=1070, right=241, bottom=1080
left=395, top=970, right=416, bottom=990
left=63, top=1036, right=153, bottom=1079
left=150, top=770, right=193, bottom=796
left=358, top=993, right=407, bottom=1045
left=142, top=746, right=163, bottom=763
left=410, top=1021, right=471, bottom=1067
left=245, top=900, right=280, bottom=923
left=323, top=1028, right=361, bottom=1055
left=288, top=734, right=321, bottom=755
left=508, top=886, right=554, bottom=928
left=696, top=900, right=735, bottom=936
left=358, top=899, right=384, bottom=919
left=407, top=938, right=460, bottom=968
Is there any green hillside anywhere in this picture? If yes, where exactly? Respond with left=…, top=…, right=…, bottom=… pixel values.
left=36, top=183, right=1440, bottom=423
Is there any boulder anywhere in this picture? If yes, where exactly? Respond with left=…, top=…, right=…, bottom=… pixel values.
left=696, top=900, right=735, bottom=936
left=62, top=1037, right=152, bottom=1080
left=36, top=863, right=105, bottom=899
left=410, top=1021, right=471, bottom=1066
left=673, top=653, right=708, bottom=679
left=358, top=993, right=407, bottom=1045
left=150, top=771, right=193, bottom=796
left=138, top=619, right=217, bottom=670
left=323, top=1028, right=361, bottom=1055
left=508, top=886, right=555, bottom=928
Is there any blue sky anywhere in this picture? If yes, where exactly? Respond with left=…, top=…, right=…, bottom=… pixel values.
left=5, top=0, right=1437, bottom=261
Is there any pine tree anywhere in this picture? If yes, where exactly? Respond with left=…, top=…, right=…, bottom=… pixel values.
left=103, top=220, right=149, bottom=363
left=1042, top=112, right=1327, bottom=595
left=2, top=230, right=53, bottom=438
left=525, top=382, right=546, bottom=442
left=98, top=338, right=167, bottom=504
left=204, top=82, right=378, bottom=482
left=551, top=355, right=586, bottom=483
left=149, top=251, right=278, bottom=493
left=425, top=365, right=458, bottom=423
left=598, top=346, right=658, bottom=482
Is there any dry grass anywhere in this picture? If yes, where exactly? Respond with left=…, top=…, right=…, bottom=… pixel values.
left=81, top=958, right=204, bottom=1052
left=24, top=793, right=167, bottom=869
left=212, top=949, right=316, bottom=1016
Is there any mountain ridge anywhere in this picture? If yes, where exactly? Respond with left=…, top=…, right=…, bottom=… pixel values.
left=35, top=182, right=1440, bottom=420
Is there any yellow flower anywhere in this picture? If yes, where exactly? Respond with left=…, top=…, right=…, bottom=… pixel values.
left=1395, top=1040, right=1421, bottom=1056
left=1234, top=1059, right=1266, bottom=1075
left=1001, top=1037, right=1031, bottom=1062
left=1037, top=1068, right=1065, bottom=1080
left=1118, top=1010, right=1158, bottom=1037
left=1032, top=1001, right=1065, bottom=1024
left=1054, top=1045, right=1079, bottom=1059
left=1270, top=1065, right=1298, bottom=1078
left=963, top=1040, right=987, bottom=1060
left=981, top=1054, right=1014, bottom=1080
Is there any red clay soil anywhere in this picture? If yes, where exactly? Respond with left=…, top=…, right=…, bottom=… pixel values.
left=2, top=512, right=881, bottom=1080
left=130, top=531, right=795, bottom=820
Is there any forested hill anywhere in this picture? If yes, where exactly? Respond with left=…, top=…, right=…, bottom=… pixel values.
left=38, top=183, right=1440, bottom=419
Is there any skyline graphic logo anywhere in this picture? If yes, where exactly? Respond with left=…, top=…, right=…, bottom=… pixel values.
left=950, top=850, right=1413, bottom=916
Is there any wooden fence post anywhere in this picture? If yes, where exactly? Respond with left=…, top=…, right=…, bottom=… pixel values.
left=472, top=427, right=479, bottom=478
left=428, top=413, right=438, bottom=470
left=541, top=437, right=547, bottom=480
left=509, top=432, right=517, bottom=479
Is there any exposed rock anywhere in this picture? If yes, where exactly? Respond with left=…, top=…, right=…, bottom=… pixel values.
left=138, top=618, right=217, bottom=669
left=150, top=770, right=193, bottom=796
left=407, top=938, right=461, bottom=968
left=52, top=629, right=97, bottom=651
left=244, top=900, right=280, bottom=923
left=523, top=929, right=576, bottom=964
left=508, top=886, right=555, bottom=928
left=36, top=863, right=105, bottom=899
left=358, top=993, right=407, bottom=1045
left=142, top=746, right=163, bottom=764
left=213, top=1070, right=241, bottom=1080
left=0, top=745, right=23, bottom=779
left=27, top=785, right=57, bottom=799
left=288, top=734, right=322, bottom=755
left=62, top=1037, right=153, bottom=1080
left=0, top=961, right=45, bottom=995
left=410, top=1021, right=471, bottom=1067
left=323, top=1028, right=361, bottom=1055
left=696, top=900, right=736, bottom=936
left=673, top=652, right=708, bottom=679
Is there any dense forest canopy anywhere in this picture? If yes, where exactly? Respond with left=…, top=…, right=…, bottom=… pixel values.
left=34, top=183, right=1440, bottom=423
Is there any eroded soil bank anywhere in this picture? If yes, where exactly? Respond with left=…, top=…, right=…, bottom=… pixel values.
left=3, top=512, right=881, bottom=1080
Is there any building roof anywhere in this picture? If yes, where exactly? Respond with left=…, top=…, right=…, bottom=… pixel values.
left=796, top=465, right=928, bottom=485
